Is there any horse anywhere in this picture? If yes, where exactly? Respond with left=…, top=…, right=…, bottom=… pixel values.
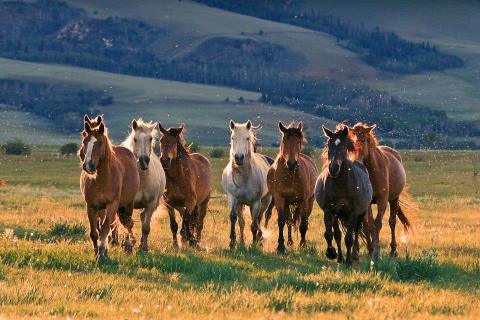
left=315, top=125, right=373, bottom=265
left=267, top=122, right=318, bottom=254
left=158, top=124, right=212, bottom=248
left=79, top=119, right=140, bottom=259
left=349, top=123, right=414, bottom=260
left=121, top=118, right=166, bottom=251
left=222, top=120, right=273, bottom=249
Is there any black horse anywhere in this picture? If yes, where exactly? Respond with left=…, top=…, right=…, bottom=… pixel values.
left=315, top=125, right=373, bottom=266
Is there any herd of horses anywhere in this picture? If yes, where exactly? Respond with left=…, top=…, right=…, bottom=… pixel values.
left=79, top=115, right=413, bottom=265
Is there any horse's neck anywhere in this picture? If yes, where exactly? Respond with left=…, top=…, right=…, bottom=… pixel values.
left=231, top=154, right=255, bottom=185
left=363, top=146, right=383, bottom=169
left=166, top=154, right=189, bottom=181
left=96, top=151, right=116, bottom=184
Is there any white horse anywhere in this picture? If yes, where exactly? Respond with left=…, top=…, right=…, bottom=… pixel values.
left=222, top=120, right=272, bottom=249
left=122, top=119, right=166, bottom=251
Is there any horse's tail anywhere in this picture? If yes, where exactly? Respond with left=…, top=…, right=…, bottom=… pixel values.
left=397, top=187, right=417, bottom=233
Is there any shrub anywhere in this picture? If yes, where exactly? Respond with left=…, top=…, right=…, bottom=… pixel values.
left=60, top=143, right=78, bottom=156
left=189, top=140, right=201, bottom=153
left=209, top=147, right=225, bottom=158
left=46, top=222, right=87, bottom=242
left=2, top=139, right=31, bottom=155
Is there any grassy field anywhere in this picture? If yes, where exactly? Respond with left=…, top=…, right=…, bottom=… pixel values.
left=0, top=57, right=333, bottom=146
left=0, top=146, right=479, bottom=319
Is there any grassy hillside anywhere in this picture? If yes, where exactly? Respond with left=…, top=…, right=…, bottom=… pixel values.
left=64, top=0, right=480, bottom=122
left=0, top=148, right=479, bottom=318
left=0, top=57, right=333, bottom=145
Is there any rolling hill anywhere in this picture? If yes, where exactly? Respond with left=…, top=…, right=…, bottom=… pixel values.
left=0, top=57, right=333, bottom=145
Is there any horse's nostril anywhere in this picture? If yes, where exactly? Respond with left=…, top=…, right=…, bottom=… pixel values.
left=234, top=154, right=245, bottom=164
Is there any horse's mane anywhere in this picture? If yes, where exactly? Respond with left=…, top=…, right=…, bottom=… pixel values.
left=121, top=118, right=159, bottom=150
left=352, top=122, right=379, bottom=149
left=283, top=122, right=307, bottom=144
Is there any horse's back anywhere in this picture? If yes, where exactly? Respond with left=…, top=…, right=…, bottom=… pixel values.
left=379, top=146, right=402, bottom=163
left=191, top=153, right=213, bottom=199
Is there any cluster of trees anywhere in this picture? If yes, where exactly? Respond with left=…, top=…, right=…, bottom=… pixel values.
left=195, top=0, right=464, bottom=73
left=0, top=79, right=111, bottom=132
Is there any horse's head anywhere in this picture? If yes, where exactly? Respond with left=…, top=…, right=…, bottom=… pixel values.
left=279, top=121, right=306, bottom=172
left=351, top=123, right=377, bottom=159
left=159, top=123, right=184, bottom=169
left=323, top=124, right=354, bottom=178
left=130, top=118, right=158, bottom=171
left=83, top=114, right=103, bottom=130
left=229, top=120, right=255, bottom=166
left=80, top=121, right=109, bottom=175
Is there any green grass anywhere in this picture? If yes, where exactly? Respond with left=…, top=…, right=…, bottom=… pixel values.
left=0, top=148, right=479, bottom=318
left=0, top=57, right=334, bottom=146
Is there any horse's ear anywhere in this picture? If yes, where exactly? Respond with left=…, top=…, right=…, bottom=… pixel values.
left=178, top=125, right=184, bottom=134
left=341, top=125, right=349, bottom=137
left=96, top=115, right=103, bottom=124
left=132, top=119, right=138, bottom=130
left=84, top=121, right=92, bottom=133
left=158, top=123, right=168, bottom=134
left=246, top=120, right=252, bottom=130
left=278, top=121, right=287, bottom=133
left=229, top=120, right=235, bottom=130
left=367, top=124, right=377, bottom=133
left=84, top=115, right=91, bottom=125
left=98, top=123, right=105, bottom=135
left=297, top=122, right=304, bottom=131
left=322, top=126, right=334, bottom=138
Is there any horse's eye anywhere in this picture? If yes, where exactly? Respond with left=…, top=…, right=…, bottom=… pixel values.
left=133, top=138, right=137, bottom=143
left=150, top=137, right=153, bottom=142
left=246, top=137, right=250, bottom=141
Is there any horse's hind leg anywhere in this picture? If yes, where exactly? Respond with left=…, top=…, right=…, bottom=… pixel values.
left=194, top=195, right=210, bottom=245
left=324, top=210, right=337, bottom=260
left=287, top=206, right=294, bottom=246
left=118, top=203, right=136, bottom=254
left=344, top=215, right=356, bottom=266
left=362, top=206, right=374, bottom=255
left=352, top=212, right=365, bottom=263
left=263, top=197, right=274, bottom=229
left=237, top=205, right=246, bottom=246
left=250, top=201, right=261, bottom=244
left=166, top=204, right=179, bottom=249
left=389, top=199, right=399, bottom=257
left=299, top=199, right=313, bottom=249
left=333, top=217, right=343, bottom=263
left=139, top=202, right=157, bottom=252
left=373, top=200, right=388, bottom=261
left=98, top=201, right=119, bottom=259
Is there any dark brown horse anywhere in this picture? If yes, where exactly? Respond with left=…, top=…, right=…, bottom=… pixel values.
left=267, top=122, right=318, bottom=254
left=79, top=119, right=140, bottom=259
left=350, top=123, right=414, bottom=260
left=159, top=124, right=212, bottom=248
left=315, top=125, right=373, bottom=265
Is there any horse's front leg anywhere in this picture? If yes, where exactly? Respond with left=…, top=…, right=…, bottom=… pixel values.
left=333, top=216, right=343, bottom=263
left=389, top=199, right=400, bottom=257
left=324, top=210, right=337, bottom=260
left=237, top=205, right=246, bottom=246
left=87, top=206, right=99, bottom=256
left=352, top=212, right=365, bottom=263
left=373, top=200, right=389, bottom=261
left=183, top=198, right=198, bottom=247
left=139, top=202, right=157, bottom=252
left=118, top=203, right=136, bottom=254
left=98, top=201, right=119, bottom=260
left=299, top=198, right=313, bottom=248
left=166, top=204, right=179, bottom=248
left=249, top=201, right=261, bottom=244
left=229, top=197, right=238, bottom=250
left=344, top=214, right=357, bottom=266
left=275, top=197, right=287, bottom=254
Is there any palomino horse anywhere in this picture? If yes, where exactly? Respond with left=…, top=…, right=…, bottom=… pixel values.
left=121, top=119, right=166, bottom=251
left=159, top=124, right=212, bottom=248
left=315, top=125, right=373, bottom=265
left=222, top=120, right=272, bottom=249
left=79, top=119, right=140, bottom=259
left=350, top=123, right=413, bottom=260
left=267, top=122, right=318, bottom=254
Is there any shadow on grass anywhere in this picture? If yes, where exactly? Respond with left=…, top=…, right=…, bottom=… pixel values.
left=0, top=222, right=86, bottom=243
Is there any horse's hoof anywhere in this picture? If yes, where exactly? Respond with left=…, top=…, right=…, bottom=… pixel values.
left=351, top=251, right=359, bottom=262
left=325, top=247, right=337, bottom=260
left=337, top=256, right=344, bottom=264
left=390, top=250, right=398, bottom=258
left=139, top=245, right=148, bottom=253
left=229, top=241, right=236, bottom=251
left=344, top=260, right=353, bottom=267
left=276, top=245, right=287, bottom=255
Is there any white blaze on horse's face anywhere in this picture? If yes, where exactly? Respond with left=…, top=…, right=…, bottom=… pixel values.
left=85, top=136, right=97, bottom=162
left=230, top=123, right=253, bottom=165
left=335, top=138, right=341, bottom=147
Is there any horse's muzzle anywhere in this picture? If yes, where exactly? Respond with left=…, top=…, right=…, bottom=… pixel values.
left=286, top=160, right=298, bottom=172
left=160, top=157, right=171, bottom=169
left=139, top=155, right=150, bottom=170
left=82, top=161, right=96, bottom=174
left=234, top=153, right=245, bottom=166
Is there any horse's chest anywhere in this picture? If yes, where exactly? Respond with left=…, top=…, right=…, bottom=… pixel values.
left=232, top=187, right=262, bottom=204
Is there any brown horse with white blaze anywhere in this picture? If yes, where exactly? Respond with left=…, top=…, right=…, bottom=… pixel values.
left=350, top=123, right=414, bottom=260
left=267, top=122, right=318, bottom=254
left=79, top=119, right=140, bottom=259
left=159, top=124, right=212, bottom=248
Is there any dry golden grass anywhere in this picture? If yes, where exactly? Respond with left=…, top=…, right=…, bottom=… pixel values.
left=0, top=148, right=479, bottom=319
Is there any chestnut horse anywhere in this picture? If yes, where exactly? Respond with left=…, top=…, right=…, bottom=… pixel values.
left=350, top=123, right=413, bottom=260
left=159, top=124, right=212, bottom=248
left=79, top=119, right=140, bottom=259
left=222, top=120, right=273, bottom=249
left=315, top=125, right=373, bottom=265
left=122, top=119, right=166, bottom=251
left=267, top=122, right=318, bottom=254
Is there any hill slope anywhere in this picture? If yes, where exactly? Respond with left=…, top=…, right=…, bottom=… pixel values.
left=0, top=57, right=333, bottom=145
